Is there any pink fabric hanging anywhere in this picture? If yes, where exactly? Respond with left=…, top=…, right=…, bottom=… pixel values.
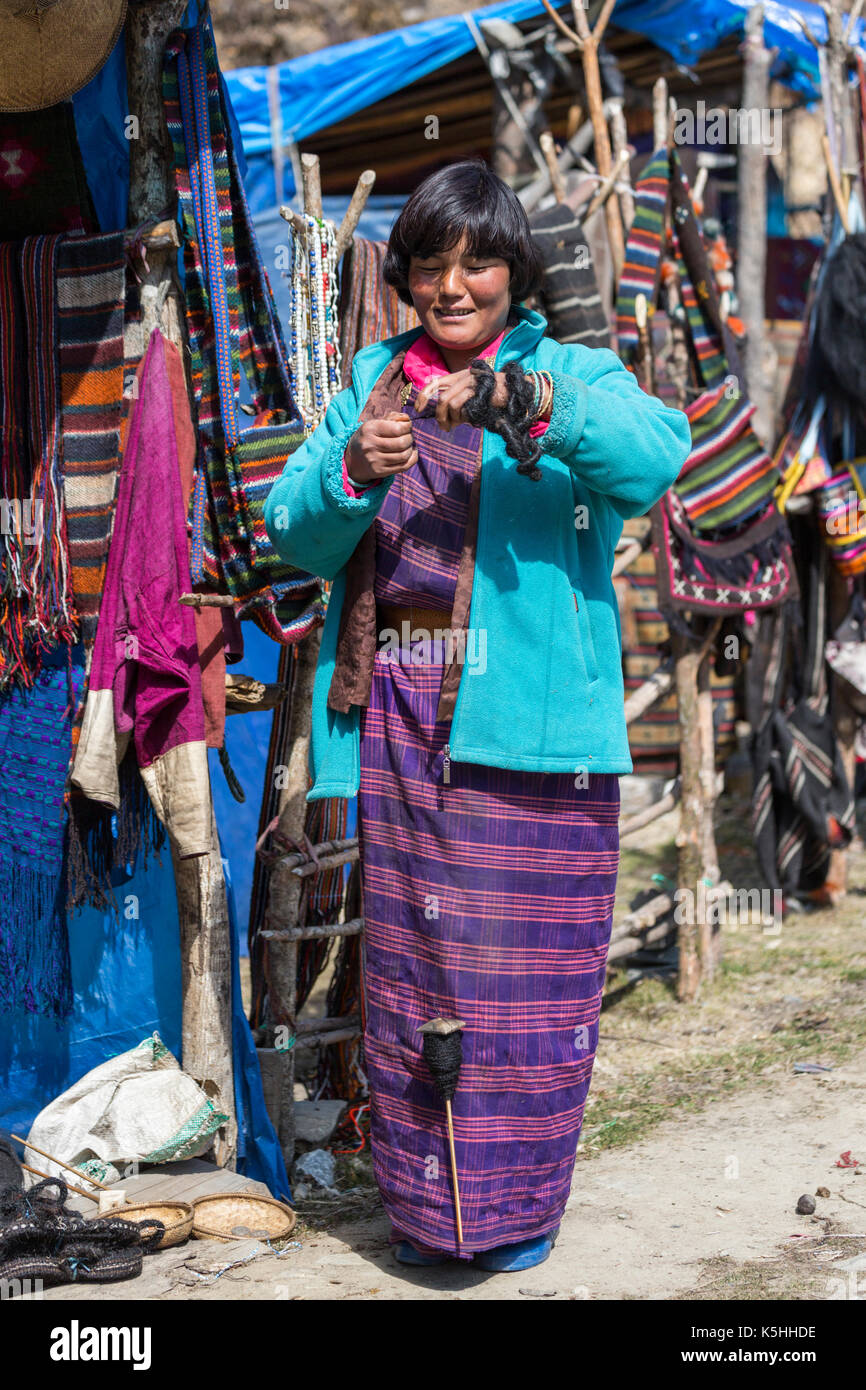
left=71, top=328, right=211, bottom=859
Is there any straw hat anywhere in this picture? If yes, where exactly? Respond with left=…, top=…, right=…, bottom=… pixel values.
left=0, top=0, right=128, bottom=113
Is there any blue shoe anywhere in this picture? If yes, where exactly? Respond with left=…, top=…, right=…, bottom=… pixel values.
left=474, top=1227, right=559, bottom=1273
left=393, top=1240, right=449, bottom=1267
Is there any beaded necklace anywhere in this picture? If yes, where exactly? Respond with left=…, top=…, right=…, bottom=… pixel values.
left=288, top=212, right=342, bottom=427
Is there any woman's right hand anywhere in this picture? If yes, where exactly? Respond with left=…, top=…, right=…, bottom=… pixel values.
left=345, top=411, right=418, bottom=485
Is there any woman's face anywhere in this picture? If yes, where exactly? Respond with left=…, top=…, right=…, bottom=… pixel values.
left=407, top=235, right=511, bottom=352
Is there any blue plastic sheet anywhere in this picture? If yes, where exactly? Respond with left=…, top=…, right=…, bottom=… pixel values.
left=71, top=28, right=130, bottom=233
left=221, top=840, right=290, bottom=1201
left=224, top=0, right=866, bottom=215
left=0, top=853, right=183, bottom=1139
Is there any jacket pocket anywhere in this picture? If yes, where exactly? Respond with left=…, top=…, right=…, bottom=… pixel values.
left=573, top=590, right=599, bottom=685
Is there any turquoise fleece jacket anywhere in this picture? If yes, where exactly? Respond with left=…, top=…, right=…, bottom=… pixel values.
left=264, top=307, right=691, bottom=799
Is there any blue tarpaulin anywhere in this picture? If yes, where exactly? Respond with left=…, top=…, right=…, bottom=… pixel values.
left=0, top=836, right=289, bottom=1197
left=224, top=0, right=866, bottom=213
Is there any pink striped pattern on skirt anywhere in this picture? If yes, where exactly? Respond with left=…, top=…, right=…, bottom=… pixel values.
left=359, top=654, right=619, bottom=1256
left=358, top=360, right=620, bottom=1256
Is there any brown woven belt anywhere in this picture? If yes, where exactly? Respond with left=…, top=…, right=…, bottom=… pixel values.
left=377, top=602, right=455, bottom=639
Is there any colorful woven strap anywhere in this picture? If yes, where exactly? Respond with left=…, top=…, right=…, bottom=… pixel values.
left=615, top=146, right=669, bottom=358
left=56, top=232, right=125, bottom=653
left=617, top=146, right=730, bottom=389
left=676, top=383, right=778, bottom=531
left=163, top=18, right=322, bottom=642
left=183, top=23, right=241, bottom=449
left=0, top=236, right=75, bottom=689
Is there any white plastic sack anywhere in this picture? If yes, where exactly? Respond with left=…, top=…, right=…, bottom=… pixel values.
left=25, top=1033, right=228, bottom=1186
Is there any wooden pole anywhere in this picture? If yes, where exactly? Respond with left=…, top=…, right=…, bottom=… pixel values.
left=262, top=627, right=323, bottom=1163
left=634, top=290, right=655, bottom=395
left=539, top=130, right=567, bottom=202
left=12, top=1135, right=111, bottom=1190
left=623, top=658, right=674, bottom=725
left=171, top=810, right=236, bottom=1167
left=619, top=779, right=680, bottom=837
left=825, top=0, right=860, bottom=202
left=537, top=0, right=625, bottom=277
left=334, top=169, right=376, bottom=258
left=583, top=148, right=631, bottom=221
left=737, top=4, right=775, bottom=446
left=301, top=152, right=323, bottom=218
left=653, top=77, right=668, bottom=152
left=444, top=1100, right=464, bottom=1246
left=518, top=98, right=620, bottom=212
left=696, top=642, right=722, bottom=977
left=673, top=632, right=704, bottom=1003
left=609, top=99, right=635, bottom=231
left=822, top=133, right=852, bottom=232
left=570, top=0, right=625, bottom=283
left=126, top=0, right=237, bottom=1164
left=673, top=620, right=722, bottom=1002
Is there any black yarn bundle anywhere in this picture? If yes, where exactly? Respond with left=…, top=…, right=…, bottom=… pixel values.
left=0, top=1175, right=164, bottom=1296
left=0, top=1138, right=23, bottom=1193
left=806, top=232, right=866, bottom=410
left=418, top=1020, right=465, bottom=1103
left=464, top=358, right=544, bottom=480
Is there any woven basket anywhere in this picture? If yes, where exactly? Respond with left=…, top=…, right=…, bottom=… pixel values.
left=106, top=1201, right=194, bottom=1250
left=190, top=1193, right=296, bottom=1243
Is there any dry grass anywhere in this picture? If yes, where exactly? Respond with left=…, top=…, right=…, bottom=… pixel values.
left=581, top=790, right=866, bottom=1156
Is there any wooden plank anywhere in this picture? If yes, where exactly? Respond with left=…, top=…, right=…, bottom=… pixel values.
left=64, top=1160, right=269, bottom=1216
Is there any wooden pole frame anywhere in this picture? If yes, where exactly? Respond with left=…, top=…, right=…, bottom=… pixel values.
left=126, top=0, right=237, bottom=1165
left=539, top=0, right=626, bottom=279
left=737, top=4, right=775, bottom=447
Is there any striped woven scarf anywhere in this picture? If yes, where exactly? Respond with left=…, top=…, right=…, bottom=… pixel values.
left=163, top=19, right=322, bottom=642
left=338, top=237, right=419, bottom=380
left=0, top=234, right=75, bottom=692
left=615, top=146, right=669, bottom=358
left=676, top=383, right=779, bottom=531
left=529, top=202, right=610, bottom=349
left=56, top=232, right=125, bottom=657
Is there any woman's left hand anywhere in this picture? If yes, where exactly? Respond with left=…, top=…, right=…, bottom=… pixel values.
left=415, top=368, right=508, bottom=431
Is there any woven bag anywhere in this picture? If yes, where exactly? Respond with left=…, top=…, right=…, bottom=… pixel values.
left=815, top=459, right=866, bottom=577
left=652, top=490, right=797, bottom=616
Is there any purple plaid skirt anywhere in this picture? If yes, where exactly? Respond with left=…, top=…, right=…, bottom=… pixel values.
left=357, top=378, right=620, bottom=1257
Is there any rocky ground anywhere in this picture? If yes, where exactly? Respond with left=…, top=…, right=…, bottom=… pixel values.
left=209, top=0, right=469, bottom=70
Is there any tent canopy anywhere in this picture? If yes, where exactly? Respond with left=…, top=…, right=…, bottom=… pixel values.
left=225, top=0, right=865, bottom=210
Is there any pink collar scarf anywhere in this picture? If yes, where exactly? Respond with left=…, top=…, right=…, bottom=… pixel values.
left=403, top=326, right=548, bottom=437
left=402, top=327, right=508, bottom=388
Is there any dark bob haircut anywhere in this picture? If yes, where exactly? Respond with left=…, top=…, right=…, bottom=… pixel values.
left=383, top=159, right=543, bottom=308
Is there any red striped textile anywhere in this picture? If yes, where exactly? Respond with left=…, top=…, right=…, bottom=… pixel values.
left=615, top=147, right=668, bottom=358
left=56, top=232, right=125, bottom=654
left=0, top=235, right=75, bottom=690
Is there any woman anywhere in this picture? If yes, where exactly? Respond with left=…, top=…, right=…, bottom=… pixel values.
left=265, top=161, right=690, bottom=1272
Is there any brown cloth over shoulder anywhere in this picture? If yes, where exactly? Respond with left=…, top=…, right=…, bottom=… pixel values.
left=327, top=351, right=482, bottom=725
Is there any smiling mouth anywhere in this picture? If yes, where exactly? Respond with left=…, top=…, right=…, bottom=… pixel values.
left=434, top=307, right=475, bottom=318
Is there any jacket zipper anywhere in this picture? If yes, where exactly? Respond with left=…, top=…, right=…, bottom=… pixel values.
left=438, top=319, right=531, bottom=791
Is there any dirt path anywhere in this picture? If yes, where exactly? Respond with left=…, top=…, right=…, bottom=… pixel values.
left=43, top=1045, right=866, bottom=1302
left=40, top=793, right=866, bottom=1302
